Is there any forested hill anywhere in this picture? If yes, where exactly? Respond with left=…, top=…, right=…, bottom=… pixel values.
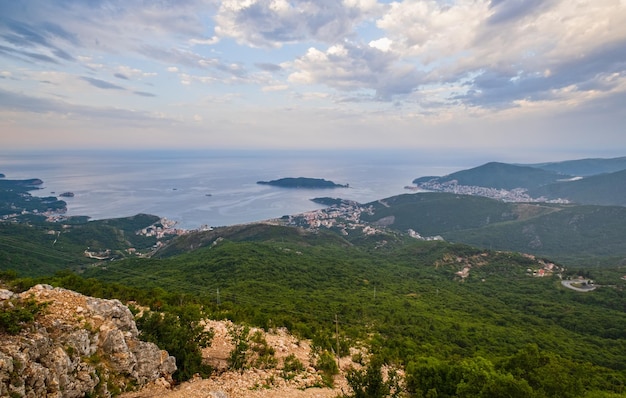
left=529, top=169, right=626, bottom=206
left=526, top=156, right=626, bottom=176
left=359, top=192, right=626, bottom=266
left=74, top=223, right=626, bottom=397
left=412, top=156, right=626, bottom=206
left=413, top=162, right=569, bottom=190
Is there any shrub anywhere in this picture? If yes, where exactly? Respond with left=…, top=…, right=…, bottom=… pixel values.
left=136, top=304, right=213, bottom=382
left=0, top=298, right=44, bottom=335
left=282, top=354, right=305, bottom=380
left=315, top=350, right=339, bottom=387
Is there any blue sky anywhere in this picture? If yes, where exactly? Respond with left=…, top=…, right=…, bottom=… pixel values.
left=1, top=0, right=625, bottom=161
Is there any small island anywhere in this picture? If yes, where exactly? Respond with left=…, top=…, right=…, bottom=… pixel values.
left=257, top=177, right=349, bottom=189
left=59, top=192, right=75, bottom=198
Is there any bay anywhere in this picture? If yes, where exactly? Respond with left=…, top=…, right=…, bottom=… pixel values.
left=0, top=149, right=479, bottom=230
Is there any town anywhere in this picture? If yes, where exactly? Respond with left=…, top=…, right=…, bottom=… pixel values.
left=411, top=179, right=571, bottom=203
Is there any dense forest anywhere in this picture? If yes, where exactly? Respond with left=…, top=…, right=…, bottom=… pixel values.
left=3, top=222, right=625, bottom=396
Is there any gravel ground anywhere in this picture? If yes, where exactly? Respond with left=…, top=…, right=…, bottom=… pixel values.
left=121, top=320, right=355, bottom=398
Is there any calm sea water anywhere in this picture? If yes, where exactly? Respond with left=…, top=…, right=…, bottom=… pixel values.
left=0, top=150, right=479, bottom=230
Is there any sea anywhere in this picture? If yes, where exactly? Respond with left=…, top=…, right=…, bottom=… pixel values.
left=0, top=149, right=484, bottom=230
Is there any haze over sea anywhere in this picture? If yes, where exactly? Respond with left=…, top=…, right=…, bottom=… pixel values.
left=2, top=150, right=490, bottom=230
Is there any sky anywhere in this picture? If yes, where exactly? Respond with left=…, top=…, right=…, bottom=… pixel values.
left=1, top=0, right=625, bottom=161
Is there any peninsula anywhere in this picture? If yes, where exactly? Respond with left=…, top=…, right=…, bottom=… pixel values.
left=257, top=177, right=348, bottom=189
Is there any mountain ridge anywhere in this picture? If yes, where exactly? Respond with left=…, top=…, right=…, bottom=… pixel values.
left=412, top=156, right=626, bottom=206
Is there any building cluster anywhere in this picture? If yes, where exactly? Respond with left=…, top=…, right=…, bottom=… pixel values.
left=413, top=180, right=570, bottom=203
left=136, top=217, right=187, bottom=239
left=283, top=202, right=443, bottom=241
left=283, top=202, right=385, bottom=236
left=522, top=253, right=562, bottom=277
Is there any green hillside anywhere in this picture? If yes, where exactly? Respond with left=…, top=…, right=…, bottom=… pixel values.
left=361, top=193, right=524, bottom=235
left=413, top=162, right=568, bottom=190
left=0, top=213, right=164, bottom=277
left=359, top=193, right=626, bottom=266
left=530, top=169, right=626, bottom=206
left=527, top=156, right=626, bottom=176
left=70, top=226, right=626, bottom=396
left=3, top=214, right=626, bottom=396
left=444, top=204, right=626, bottom=265
left=155, top=222, right=353, bottom=258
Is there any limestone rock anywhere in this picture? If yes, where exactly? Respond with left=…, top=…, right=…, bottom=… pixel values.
left=0, top=285, right=176, bottom=397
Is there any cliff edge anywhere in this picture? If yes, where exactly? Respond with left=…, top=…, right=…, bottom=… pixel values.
left=0, top=284, right=176, bottom=397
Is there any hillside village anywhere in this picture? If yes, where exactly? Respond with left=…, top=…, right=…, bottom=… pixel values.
left=411, top=179, right=570, bottom=203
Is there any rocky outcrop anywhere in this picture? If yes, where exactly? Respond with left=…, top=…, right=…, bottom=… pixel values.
left=0, top=285, right=176, bottom=397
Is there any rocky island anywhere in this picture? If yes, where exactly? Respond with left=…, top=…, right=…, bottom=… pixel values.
left=257, top=177, right=348, bottom=189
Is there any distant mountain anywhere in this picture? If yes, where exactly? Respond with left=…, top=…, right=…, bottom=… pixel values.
left=412, top=157, right=626, bottom=206
left=525, top=156, right=626, bottom=177
left=413, top=162, right=569, bottom=190
left=529, top=169, right=626, bottom=206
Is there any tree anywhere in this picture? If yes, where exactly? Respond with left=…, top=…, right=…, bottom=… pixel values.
left=344, top=356, right=402, bottom=398
left=136, top=304, right=213, bottom=382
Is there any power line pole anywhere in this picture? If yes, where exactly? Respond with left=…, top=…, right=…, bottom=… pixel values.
left=217, top=288, right=221, bottom=307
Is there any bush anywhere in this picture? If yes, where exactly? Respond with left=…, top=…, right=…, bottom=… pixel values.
left=344, top=357, right=403, bottom=398
left=0, top=298, right=44, bottom=334
left=136, top=304, right=213, bottom=382
left=227, top=325, right=250, bottom=372
left=315, top=350, right=339, bottom=387
left=282, top=354, right=305, bottom=380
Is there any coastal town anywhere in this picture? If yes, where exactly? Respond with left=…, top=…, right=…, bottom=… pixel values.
left=278, top=199, right=444, bottom=242
left=410, top=179, right=571, bottom=203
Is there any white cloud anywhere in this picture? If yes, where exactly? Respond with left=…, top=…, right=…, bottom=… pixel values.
left=190, top=36, right=220, bottom=46
left=288, top=42, right=422, bottom=99
left=214, top=0, right=383, bottom=47
left=262, top=84, right=289, bottom=91
left=377, top=0, right=489, bottom=62
left=1, top=0, right=625, bottom=153
left=116, top=65, right=155, bottom=79
left=368, top=37, right=392, bottom=52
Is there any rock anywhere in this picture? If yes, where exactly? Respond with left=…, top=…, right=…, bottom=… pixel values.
left=0, top=289, right=14, bottom=300
left=0, top=286, right=176, bottom=397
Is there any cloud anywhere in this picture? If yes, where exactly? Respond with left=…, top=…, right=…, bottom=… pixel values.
left=0, top=0, right=216, bottom=69
left=0, top=0, right=625, bottom=152
left=81, top=76, right=125, bottom=90
left=0, top=42, right=60, bottom=64
left=214, top=0, right=382, bottom=47
left=368, top=0, right=626, bottom=110
left=0, top=87, right=158, bottom=121
left=0, top=15, right=77, bottom=63
left=133, top=91, right=157, bottom=97
left=289, top=41, right=423, bottom=99
left=255, top=62, right=282, bottom=72
left=487, top=0, right=553, bottom=24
